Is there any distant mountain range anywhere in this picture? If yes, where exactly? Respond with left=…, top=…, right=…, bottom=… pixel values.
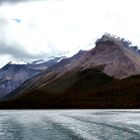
left=0, top=57, right=63, bottom=98
left=1, top=33, right=140, bottom=108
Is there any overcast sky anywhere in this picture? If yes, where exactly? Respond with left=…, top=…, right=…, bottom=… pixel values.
left=0, top=0, right=140, bottom=67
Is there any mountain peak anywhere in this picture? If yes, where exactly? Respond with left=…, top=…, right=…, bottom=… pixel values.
left=31, top=59, right=45, bottom=65
left=87, top=33, right=140, bottom=78
left=8, top=60, right=27, bottom=65
left=95, top=33, right=132, bottom=48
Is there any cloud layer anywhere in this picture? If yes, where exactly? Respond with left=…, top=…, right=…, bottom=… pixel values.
left=0, top=0, right=31, bottom=5
left=0, top=41, right=47, bottom=59
left=0, top=0, right=140, bottom=67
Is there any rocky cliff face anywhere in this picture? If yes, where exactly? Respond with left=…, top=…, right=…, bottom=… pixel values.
left=84, top=41, right=140, bottom=79
left=53, top=33, right=140, bottom=79
left=43, top=35, right=140, bottom=79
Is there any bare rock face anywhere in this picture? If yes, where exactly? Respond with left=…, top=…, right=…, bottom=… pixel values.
left=29, top=34, right=140, bottom=81
left=87, top=36, right=140, bottom=79
left=85, top=43, right=140, bottom=79
left=54, top=34, right=140, bottom=79
left=48, top=39, right=140, bottom=79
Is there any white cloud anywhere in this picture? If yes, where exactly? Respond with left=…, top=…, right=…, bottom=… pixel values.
left=0, top=0, right=140, bottom=67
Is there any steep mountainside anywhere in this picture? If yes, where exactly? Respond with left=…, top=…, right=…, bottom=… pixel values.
left=1, top=33, right=140, bottom=108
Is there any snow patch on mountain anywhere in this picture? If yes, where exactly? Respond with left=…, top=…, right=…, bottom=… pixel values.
left=8, top=60, right=27, bottom=65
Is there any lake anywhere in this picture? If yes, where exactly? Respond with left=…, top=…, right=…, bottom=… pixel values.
left=0, top=110, right=140, bottom=140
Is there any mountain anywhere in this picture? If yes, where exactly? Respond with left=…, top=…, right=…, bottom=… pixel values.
left=0, top=62, right=41, bottom=98
left=0, top=57, right=63, bottom=98
left=8, top=60, right=27, bottom=65
left=31, top=59, right=45, bottom=64
left=1, top=33, right=140, bottom=108
left=28, top=57, right=65, bottom=71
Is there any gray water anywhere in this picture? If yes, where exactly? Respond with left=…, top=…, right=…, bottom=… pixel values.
left=0, top=110, right=140, bottom=140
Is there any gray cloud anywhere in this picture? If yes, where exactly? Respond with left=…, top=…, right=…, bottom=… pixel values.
left=0, top=0, right=46, bottom=5
left=0, top=0, right=31, bottom=4
left=0, top=16, right=49, bottom=61
left=0, top=41, right=48, bottom=59
left=0, top=18, right=9, bottom=26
